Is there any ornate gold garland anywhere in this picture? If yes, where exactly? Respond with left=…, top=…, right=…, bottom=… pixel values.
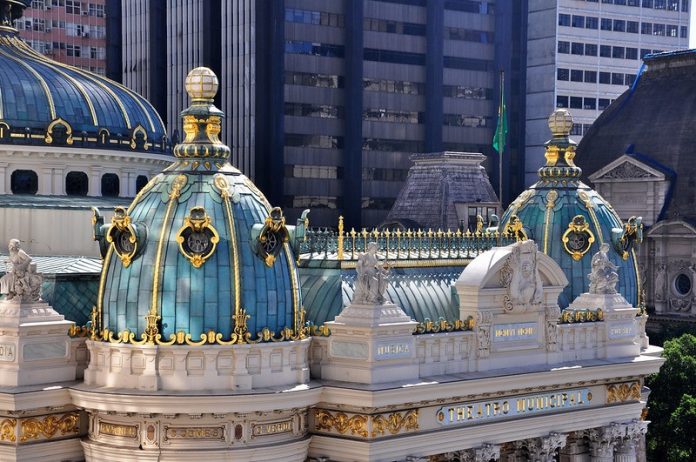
left=559, top=308, right=604, bottom=324
left=415, top=316, right=474, bottom=334
left=606, top=382, right=641, bottom=404
left=0, top=418, right=16, bottom=442
left=19, top=412, right=80, bottom=442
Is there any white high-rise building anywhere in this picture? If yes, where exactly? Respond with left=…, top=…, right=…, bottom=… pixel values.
left=525, top=0, right=690, bottom=185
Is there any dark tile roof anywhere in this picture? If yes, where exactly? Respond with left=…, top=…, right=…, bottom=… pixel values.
left=578, top=49, right=696, bottom=222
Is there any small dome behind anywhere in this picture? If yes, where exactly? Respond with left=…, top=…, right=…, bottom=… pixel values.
left=499, top=109, right=641, bottom=308
left=0, top=2, right=167, bottom=152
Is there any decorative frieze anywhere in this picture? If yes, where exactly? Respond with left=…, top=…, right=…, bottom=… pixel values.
left=606, top=382, right=641, bottom=404
left=312, top=409, right=419, bottom=439
left=19, top=412, right=80, bottom=442
left=0, top=418, right=16, bottom=442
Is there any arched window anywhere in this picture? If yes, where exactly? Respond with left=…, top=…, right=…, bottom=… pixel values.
left=101, top=173, right=120, bottom=197
left=11, top=170, right=38, bottom=195
left=136, top=175, right=149, bottom=193
left=65, top=171, right=89, bottom=196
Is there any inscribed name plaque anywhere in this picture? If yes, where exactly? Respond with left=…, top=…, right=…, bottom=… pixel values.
left=331, top=341, right=368, bottom=359
left=252, top=419, right=293, bottom=437
left=0, top=343, right=15, bottom=362
left=165, top=426, right=225, bottom=440
left=99, top=422, right=139, bottom=438
left=23, top=341, right=67, bottom=361
left=608, top=322, right=635, bottom=339
left=492, top=322, right=538, bottom=342
left=436, top=388, right=592, bottom=426
left=375, top=342, right=411, bottom=360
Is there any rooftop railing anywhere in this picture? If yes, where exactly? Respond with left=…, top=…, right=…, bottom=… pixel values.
left=298, top=217, right=517, bottom=261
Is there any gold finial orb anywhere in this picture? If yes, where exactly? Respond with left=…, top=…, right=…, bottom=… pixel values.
left=548, top=108, right=574, bottom=137
left=185, top=67, right=219, bottom=101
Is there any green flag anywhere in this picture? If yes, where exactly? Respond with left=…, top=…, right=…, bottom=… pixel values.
left=492, top=74, right=507, bottom=155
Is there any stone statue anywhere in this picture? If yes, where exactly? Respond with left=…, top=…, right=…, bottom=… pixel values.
left=508, top=240, right=544, bottom=306
left=353, top=242, right=389, bottom=305
left=0, top=239, right=43, bottom=302
left=654, top=264, right=666, bottom=301
left=589, top=243, right=619, bottom=295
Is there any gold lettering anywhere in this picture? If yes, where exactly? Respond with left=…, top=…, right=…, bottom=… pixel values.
left=100, top=422, right=138, bottom=438
left=252, top=420, right=293, bottom=436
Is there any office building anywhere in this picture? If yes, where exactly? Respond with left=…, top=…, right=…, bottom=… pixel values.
left=525, top=0, right=690, bottom=185
left=119, top=0, right=526, bottom=228
left=14, top=0, right=108, bottom=75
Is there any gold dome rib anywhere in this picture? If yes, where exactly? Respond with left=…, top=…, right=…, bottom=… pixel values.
left=16, top=47, right=99, bottom=126
left=0, top=46, right=56, bottom=120
left=15, top=38, right=132, bottom=130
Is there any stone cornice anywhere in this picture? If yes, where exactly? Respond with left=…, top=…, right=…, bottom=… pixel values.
left=0, top=144, right=172, bottom=166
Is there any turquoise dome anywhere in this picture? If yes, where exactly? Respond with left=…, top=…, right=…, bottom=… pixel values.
left=0, top=3, right=167, bottom=152
left=499, top=109, right=641, bottom=308
left=93, top=68, right=303, bottom=344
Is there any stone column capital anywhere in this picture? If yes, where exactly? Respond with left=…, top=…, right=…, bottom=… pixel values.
left=525, top=432, right=568, bottom=462
left=461, top=443, right=501, bottom=462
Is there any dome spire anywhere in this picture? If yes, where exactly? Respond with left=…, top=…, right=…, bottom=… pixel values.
left=172, top=67, right=231, bottom=168
left=0, top=1, right=28, bottom=35
left=538, top=109, right=581, bottom=181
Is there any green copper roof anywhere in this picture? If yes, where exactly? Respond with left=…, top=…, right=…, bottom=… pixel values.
left=500, top=109, right=640, bottom=308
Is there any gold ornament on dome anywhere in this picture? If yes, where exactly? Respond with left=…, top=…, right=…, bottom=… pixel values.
left=44, top=117, right=74, bottom=145
left=176, top=206, right=220, bottom=269
left=185, top=67, right=219, bottom=101
left=547, top=108, right=574, bottom=137
left=106, top=206, right=139, bottom=267
left=562, top=215, right=595, bottom=261
left=504, top=215, right=528, bottom=241
left=256, top=207, right=290, bottom=267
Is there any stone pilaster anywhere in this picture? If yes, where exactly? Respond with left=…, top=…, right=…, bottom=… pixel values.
left=614, top=420, right=648, bottom=462
left=560, top=432, right=590, bottom=462
left=525, top=432, right=568, bottom=462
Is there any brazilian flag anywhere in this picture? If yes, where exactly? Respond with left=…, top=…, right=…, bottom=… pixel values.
left=492, top=72, right=507, bottom=155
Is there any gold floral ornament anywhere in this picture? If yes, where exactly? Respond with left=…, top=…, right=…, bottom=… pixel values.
left=256, top=207, right=290, bottom=267
left=505, top=214, right=528, bottom=241
left=44, top=117, right=73, bottom=145
left=562, top=215, right=595, bottom=261
left=106, top=206, right=143, bottom=267
left=176, top=206, right=220, bottom=268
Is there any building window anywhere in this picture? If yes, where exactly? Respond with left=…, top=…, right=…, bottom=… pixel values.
left=626, top=74, right=637, bottom=86
left=136, top=175, right=149, bottom=193
left=65, top=171, right=88, bottom=196
left=443, top=56, right=490, bottom=71
left=362, top=138, right=423, bottom=152
left=612, top=46, right=625, bottom=59
left=366, top=48, right=426, bottom=66
left=557, top=68, right=569, bottom=80
left=570, top=69, right=583, bottom=82
left=572, top=15, right=585, bottom=27
left=65, top=0, right=81, bottom=14
left=654, top=0, right=666, bottom=8
left=558, top=13, right=571, bottom=26
left=667, top=24, right=678, bottom=37
left=642, top=0, right=653, bottom=6
left=675, top=273, right=692, bottom=295
left=599, top=72, right=611, bottom=84
left=641, top=22, right=653, bottom=35
left=570, top=124, right=583, bottom=136
left=584, top=70, right=597, bottom=83
left=585, top=44, right=598, bottom=56
left=628, top=0, right=640, bottom=5
left=285, top=134, right=343, bottom=149
left=570, top=97, right=583, bottom=109
left=66, top=44, right=80, bottom=57
left=682, top=0, right=689, bottom=11
left=612, top=73, right=625, bottom=85
left=88, top=3, right=105, bottom=17
left=445, top=27, right=494, bottom=43
left=365, top=17, right=425, bottom=35
left=556, top=96, right=569, bottom=108
left=285, top=41, right=344, bottom=58
left=613, top=20, right=625, bottom=32
left=558, top=41, right=570, bottom=54
left=11, top=170, right=38, bottom=195
left=586, top=17, right=598, bottom=29
left=601, top=18, right=612, bottom=30
left=366, top=78, right=426, bottom=95
left=442, top=85, right=491, bottom=99
left=627, top=21, right=639, bottom=33
left=101, top=174, right=120, bottom=197
left=287, top=165, right=341, bottom=179
left=615, top=0, right=627, bottom=4
left=641, top=48, right=652, bottom=58
left=600, top=45, right=611, bottom=57
left=653, top=24, right=666, bottom=36
left=626, top=47, right=638, bottom=59
left=571, top=42, right=584, bottom=55
left=364, top=108, right=420, bottom=124
left=286, top=72, right=343, bottom=88
left=584, top=98, right=597, bottom=110
left=598, top=98, right=611, bottom=110
left=442, top=114, right=490, bottom=127
left=285, top=102, right=343, bottom=119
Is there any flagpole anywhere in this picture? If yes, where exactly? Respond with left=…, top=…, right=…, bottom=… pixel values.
left=498, top=70, right=504, bottom=209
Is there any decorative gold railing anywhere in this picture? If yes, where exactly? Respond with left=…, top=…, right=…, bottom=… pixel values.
left=559, top=308, right=604, bottom=324
left=299, top=217, right=516, bottom=261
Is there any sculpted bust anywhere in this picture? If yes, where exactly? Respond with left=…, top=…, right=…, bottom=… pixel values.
left=0, top=239, right=43, bottom=303
left=353, top=242, right=389, bottom=305
left=589, top=243, right=619, bottom=295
